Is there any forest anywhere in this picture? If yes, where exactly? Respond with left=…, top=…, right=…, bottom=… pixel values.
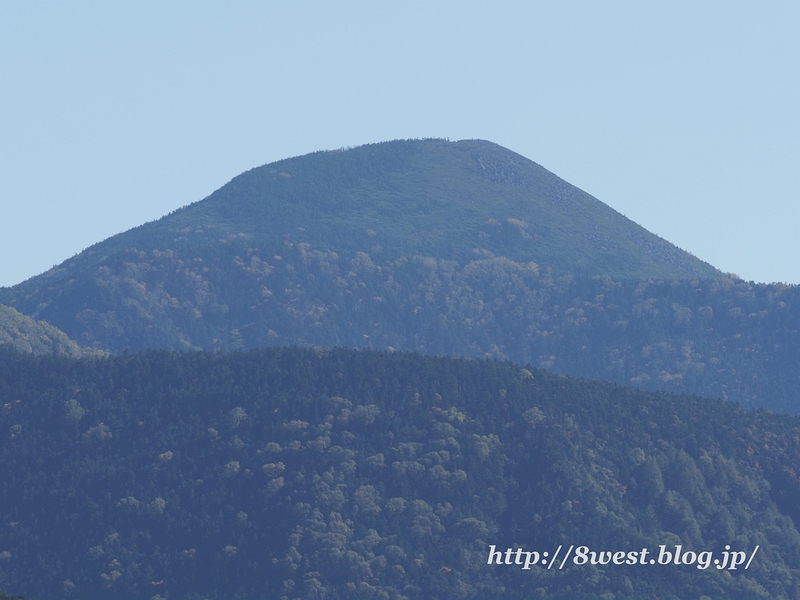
left=5, top=238, right=796, bottom=411
left=2, top=346, right=800, bottom=599
left=0, top=305, right=84, bottom=358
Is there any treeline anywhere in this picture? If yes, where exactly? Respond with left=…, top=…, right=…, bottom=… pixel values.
left=1, top=347, right=800, bottom=598
left=6, top=239, right=797, bottom=411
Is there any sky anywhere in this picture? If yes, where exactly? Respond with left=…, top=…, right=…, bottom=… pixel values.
left=1, top=1, right=798, bottom=288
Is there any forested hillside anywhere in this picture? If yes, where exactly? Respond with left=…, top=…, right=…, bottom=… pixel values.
left=1, top=347, right=800, bottom=599
left=0, top=139, right=723, bottom=363
left=0, top=305, right=85, bottom=357
left=5, top=139, right=796, bottom=412
left=3, top=236, right=796, bottom=411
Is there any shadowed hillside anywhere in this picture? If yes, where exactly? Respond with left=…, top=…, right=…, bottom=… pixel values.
left=1, top=348, right=799, bottom=599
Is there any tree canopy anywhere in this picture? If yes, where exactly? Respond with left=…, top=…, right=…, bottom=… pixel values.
left=1, top=347, right=799, bottom=598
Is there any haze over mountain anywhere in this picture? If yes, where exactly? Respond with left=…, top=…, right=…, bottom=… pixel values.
left=3, top=139, right=799, bottom=412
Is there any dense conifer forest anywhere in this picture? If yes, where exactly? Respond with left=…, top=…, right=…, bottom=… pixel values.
left=2, top=347, right=800, bottom=599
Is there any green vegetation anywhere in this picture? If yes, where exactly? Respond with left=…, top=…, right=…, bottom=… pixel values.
left=2, top=238, right=795, bottom=411
left=1, top=347, right=800, bottom=598
left=0, top=304, right=85, bottom=357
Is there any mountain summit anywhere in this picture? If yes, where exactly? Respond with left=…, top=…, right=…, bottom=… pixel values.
left=14, top=139, right=717, bottom=289
left=141, top=140, right=716, bottom=274
left=0, top=138, right=719, bottom=351
left=155, top=138, right=716, bottom=279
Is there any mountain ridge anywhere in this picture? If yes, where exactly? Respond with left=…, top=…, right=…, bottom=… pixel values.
left=3, top=139, right=719, bottom=299
left=8, top=140, right=798, bottom=413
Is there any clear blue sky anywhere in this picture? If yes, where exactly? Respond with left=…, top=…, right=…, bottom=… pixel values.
left=2, top=1, right=798, bottom=287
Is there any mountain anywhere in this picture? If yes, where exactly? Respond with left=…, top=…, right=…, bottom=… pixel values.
left=0, top=304, right=85, bottom=357
left=5, top=139, right=719, bottom=286
left=0, top=138, right=720, bottom=351
left=1, top=347, right=799, bottom=599
left=4, top=139, right=799, bottom=413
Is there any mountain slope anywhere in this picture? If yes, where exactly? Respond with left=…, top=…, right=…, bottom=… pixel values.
left=9, top=247, right=796, bottom=409
left=0, top=139, right=719, bottom=351
left=175, top=138, right=717, bottom=279
left=3, top=139, right=718, bottom=294
left=1, top=347, right=799, bottom=599
left=0, top=304, right=85, bottom=357
left=9, top=140, right=800, bottom=411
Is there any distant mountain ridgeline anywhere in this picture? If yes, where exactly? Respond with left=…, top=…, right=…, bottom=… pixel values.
left=1, top=348, right=800, bottom=599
